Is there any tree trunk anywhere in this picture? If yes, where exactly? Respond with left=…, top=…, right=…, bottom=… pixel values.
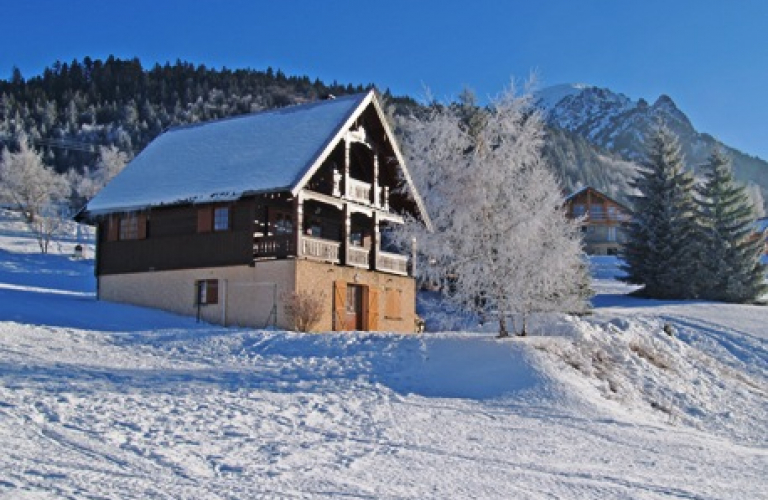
left=497, top=313, right=509, bottom=338
left=518, top=313, right=528, bottom=337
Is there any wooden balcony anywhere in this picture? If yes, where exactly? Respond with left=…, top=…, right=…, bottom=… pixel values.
left=300, top=235, right=340, bottom=263
left=253, top=234, right=295, bottom=259
left=377, top=251, right=409, bottom=276
left=347, top=178, right=372, bottom=205
left=347, top=245, right=370, bottom=268
left=253, top=235, right=410, bottom=276
left=254, top=234, right=340, bottom=263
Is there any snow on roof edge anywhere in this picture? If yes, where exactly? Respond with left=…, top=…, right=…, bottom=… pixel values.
left=81, top=92, right=370, bottom=219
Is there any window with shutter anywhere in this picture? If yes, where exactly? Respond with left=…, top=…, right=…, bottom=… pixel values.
left=106, top=216, right=119, bottom=242
left=198, top=207, right=213, bottom=233
left=366, top=286, right=380, bottom=331
left=385, top=288, right=402, bottom=319
left=196, top=279, right=219, bottom=305
left=214, top=207, right=229, bottom=231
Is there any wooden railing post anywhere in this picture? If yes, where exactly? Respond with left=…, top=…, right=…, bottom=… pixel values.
left=342, top=204, right=350, bottom=266
left=294, top=193, right=303, bottom=257
left=372, top=212, right=380, bottom=270
left=344, top=139, right=350, bottom=199
left=372, top=151, right=379, bottom=207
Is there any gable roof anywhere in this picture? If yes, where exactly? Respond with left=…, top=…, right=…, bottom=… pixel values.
left=83, top=92, right=370, bottom=215
left=564, top=186, right=632, bottom=213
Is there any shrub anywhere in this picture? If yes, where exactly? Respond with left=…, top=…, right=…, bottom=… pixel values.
left=282, top=290, right=326, bottom=332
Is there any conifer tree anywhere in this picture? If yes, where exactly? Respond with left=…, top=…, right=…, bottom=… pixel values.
left=694, top=147, right=766, bottom=302
left=621, top=125, right=699, bottom=299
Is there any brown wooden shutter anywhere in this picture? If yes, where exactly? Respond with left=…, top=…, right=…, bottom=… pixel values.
left=333, top=281, right=346, bottom=331
left=366, top=286, right=380, bottom=331
left=207, top=279, right=219, bottom=304
left=106, top=216, right=119, bottom=241
left=197, top=207, right=212, bottom=233
left=137, top=213, right=147, bottom=240
left=386, top=288, right=402, bottom=318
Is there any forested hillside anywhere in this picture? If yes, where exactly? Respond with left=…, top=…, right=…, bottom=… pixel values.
left=0, top=57, right=396, bottom=174
left=0, top=56, right=690, bottom=208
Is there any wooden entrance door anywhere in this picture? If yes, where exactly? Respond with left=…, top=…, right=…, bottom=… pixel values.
left=345, top=284, right=363, bottom=330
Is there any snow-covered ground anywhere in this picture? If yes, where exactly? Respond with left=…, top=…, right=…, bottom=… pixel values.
left=0, top=210, right=765, bottom=499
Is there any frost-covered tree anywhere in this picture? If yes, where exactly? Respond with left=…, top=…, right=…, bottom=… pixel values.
left=70, top=145, right=130, bottom=206
left=0, top=133, right=68, bottom=222
left=694, top=147, right=767, bottom=302
left=621, top=125, right=699, bottom=299
left=396, top=84, right=590, bottom=336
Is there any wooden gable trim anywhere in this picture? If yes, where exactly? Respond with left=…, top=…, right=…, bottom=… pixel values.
left=291, top=91, right=375, bottom=201
left=368, top=93, right=433, bottom=232
left=581, top=187, right=632, bottom=214
left=289, top=90, right=434, bottom=232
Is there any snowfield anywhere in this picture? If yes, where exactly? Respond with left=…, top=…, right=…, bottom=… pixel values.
left=0, top=211, right=766, bottom=499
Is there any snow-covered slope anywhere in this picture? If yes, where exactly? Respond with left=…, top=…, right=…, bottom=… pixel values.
left=0, top=211, right=766, bottom=499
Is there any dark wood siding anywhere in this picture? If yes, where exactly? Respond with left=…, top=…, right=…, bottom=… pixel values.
left=97, top=199, right=255, bottom=275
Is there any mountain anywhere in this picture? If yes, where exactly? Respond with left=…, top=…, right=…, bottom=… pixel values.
left=536, top=84, right=768, bottom=211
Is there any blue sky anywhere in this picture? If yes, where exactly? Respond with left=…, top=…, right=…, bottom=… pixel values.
left=2, top=0, right=767, bottom=160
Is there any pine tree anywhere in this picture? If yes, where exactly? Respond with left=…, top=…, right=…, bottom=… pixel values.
left=694, top=147, right=767, bottom=302
left=621, top=125, right=699, bottom=299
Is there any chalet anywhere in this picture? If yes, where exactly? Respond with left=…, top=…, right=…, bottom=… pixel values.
left=752, top=216, right=768, bottom=255
left=76, top=90, right=432, bottom=332
left=564, top=186, right=632, bottom=255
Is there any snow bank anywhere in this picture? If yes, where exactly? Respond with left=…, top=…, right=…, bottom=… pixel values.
left=1, top=211, right=766, bottom=498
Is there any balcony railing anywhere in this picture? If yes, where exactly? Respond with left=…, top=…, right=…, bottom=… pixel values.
left=347, top=245, right=370, bottom=268
left=347, top=178, right=372, bottom=205
left=253, top=235, right=410, bottom=276
left=377, top=251, right=409, bottom=276
left=300, top=235, right=340, bottom=263
left=254, top=234, right=295, bottom=259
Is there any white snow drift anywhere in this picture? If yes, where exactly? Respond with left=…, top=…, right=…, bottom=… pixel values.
left=0, top=210, right=765, bottom=499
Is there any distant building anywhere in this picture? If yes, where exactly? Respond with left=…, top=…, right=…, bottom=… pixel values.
left=752, top=216, right=768, bottom=255
left=76, top=90, right=431, bottom=332
left=565, top=187, right=632, bottom=255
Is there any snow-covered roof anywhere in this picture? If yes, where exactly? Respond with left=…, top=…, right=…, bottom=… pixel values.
left=564, top=186, right=631, bottom=212
left=564, top=186, right=590, bottom=202
left=83, top=92, right=370, bottom=215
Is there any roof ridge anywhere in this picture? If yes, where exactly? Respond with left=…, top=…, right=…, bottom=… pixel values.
left=163, top=91, right=371, bottom=135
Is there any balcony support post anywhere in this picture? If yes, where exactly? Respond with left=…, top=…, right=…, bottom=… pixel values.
left=342, top=203, right=351, bottom=266
left=372, top=212, right=380, bottom=270
left=344, top=139, right=350, bottom=199
left=294, top=193, right=303, bottom=257
left=372, top=151, right=379, bottom=207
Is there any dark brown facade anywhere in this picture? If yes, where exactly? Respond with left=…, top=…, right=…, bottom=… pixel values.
left=96, top=200, right=256, bottom=275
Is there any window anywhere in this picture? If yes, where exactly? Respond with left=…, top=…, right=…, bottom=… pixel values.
left=214, top=207, right=229, bottom=231
left=196, top=279, right=219, bottom=305
left=275, top=213, right=294, bottom=235
left=199, top=205, right=230, bottom=232
left=119, top=215, right=137, bottom=240
left=607, top=227, right=617, bottom=242
left=112, top=213, right=146, bottom=241
left=350, top=230, right=364, bottom=247
left=572, top=204, right=586, bottom=217
left=306, top=219, right=322, bottom=237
